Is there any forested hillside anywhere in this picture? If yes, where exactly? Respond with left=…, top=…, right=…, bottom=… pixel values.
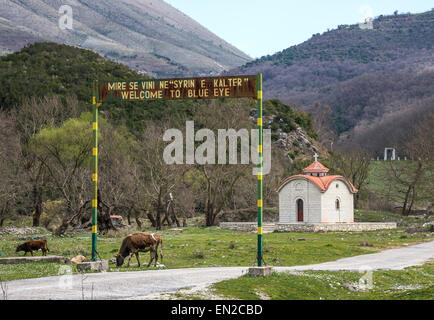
left=0, top=42, right=140, bottom=110
left=230, top=10, right=434, bottom=154
left=0, top=42, right=319, bottom=137
left=0, top=43, right=321, bottom=231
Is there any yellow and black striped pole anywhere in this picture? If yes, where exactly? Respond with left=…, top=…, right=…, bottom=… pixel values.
left=91, top=81, right=99, bottom=261
left=256, top=73, right=263, bottom=266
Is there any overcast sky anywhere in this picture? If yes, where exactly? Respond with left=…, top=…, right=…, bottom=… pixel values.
left=165, top=0, right=434, bottom=58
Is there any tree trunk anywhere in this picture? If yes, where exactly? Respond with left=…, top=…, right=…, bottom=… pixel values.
left=154, top=192, right=163, bottom=230
left=170, top=204, right=180, bottom=227
left=54, top=199, right=93, bottom=235
left=206, top=214, right=216, bottom=226
left=127, top=209, right=132, bottom=225
left=354, top=193, right=360, bottom=209
left=0, top=206, right=6, bottom=227
left=145, top=210, right=157, bottom=228
left=135, top=216, right=142, bottom=228
left=96, top=189, right=117, bottom=233
left=162, top=202, right=172, bottom=226
left=401, top=185, right=412, bottom=216
left=0, top=202, right=9, bottom=227
left=54, top=209, right=76, bottom=235
left=32, top=186, right=43, bottom=227
left=407, top=186, right=416, bottom=215
left=205, top=200, right=218, bottom=226
left=205, top=207, right=217, bottom=226
left=172, top=213, right=180, bottom=227
left=156, top=205, right=162, bottom=230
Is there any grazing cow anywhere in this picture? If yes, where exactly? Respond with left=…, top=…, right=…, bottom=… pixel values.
left=16, top=240, right=50, bottom=256
left=115, top=233, right=163, bottom=268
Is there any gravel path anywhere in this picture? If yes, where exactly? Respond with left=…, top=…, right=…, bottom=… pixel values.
left=276, top=239, right=434, bottom=272
left=4, top=239, right=434, bottom=300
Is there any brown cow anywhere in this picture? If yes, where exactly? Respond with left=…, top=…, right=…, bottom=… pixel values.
left=16, top=240, right=50, bottom=256
left=115, top=233, right=163, bottom=268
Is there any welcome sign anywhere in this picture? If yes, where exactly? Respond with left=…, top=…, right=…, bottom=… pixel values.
left=91, top=73, right=265, bottom=268
left=98, top=75, right=258, bottom=102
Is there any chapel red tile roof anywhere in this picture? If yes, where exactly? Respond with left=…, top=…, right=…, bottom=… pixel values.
left=302, top=160, right=329, bottom=173
left=275, top=174, right=358, bottom=193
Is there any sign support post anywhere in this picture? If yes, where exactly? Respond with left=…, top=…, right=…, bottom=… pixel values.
left=91, top=75, right=263, bottom=264
left=256, top=73, right=263, bottom=267
left=91, top=81, right=99, bottom=261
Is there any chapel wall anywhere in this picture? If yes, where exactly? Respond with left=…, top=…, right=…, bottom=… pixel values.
left=321, top=180, right=354, bottom=223
left=278, top=179, right=321, bottom=223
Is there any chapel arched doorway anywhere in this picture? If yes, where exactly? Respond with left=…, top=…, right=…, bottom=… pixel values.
left=296, top=199, right=304, bottom=222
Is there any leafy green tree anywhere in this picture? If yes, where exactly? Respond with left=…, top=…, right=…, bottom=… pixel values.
left=30, top=113, right=92, bottom=234
left=13, top=95, right=81, bottom=226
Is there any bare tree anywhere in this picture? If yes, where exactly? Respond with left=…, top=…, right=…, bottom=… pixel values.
left=0, top=112, right=21, bottom=226
left=311, top=103, right=336, bottom=146
left=386, top=113, right=434, bottom=215
left=82, top=123, right=141, bottom=231
left=331, top=149, right=371, bottom=208
left=12, top=95, right=81, bottom=226
left=200, top=165, right=246, bottom=226
left=137, top=123, right=181, bottom=230
left=193, top=100, right=253, bottom=226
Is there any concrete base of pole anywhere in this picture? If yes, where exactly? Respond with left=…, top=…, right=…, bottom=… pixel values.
left=248, top=266, right=273, bottom=277
left=77, top=260, right=109, bottom=272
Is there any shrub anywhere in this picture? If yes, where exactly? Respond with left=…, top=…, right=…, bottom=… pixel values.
left=40, top=200, right=64, bottom=230
left=192, top=249, right=206, bottom=259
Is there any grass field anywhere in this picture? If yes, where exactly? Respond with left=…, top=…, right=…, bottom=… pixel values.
left=367, top=161, right=398, bottom=201
left=354, top=209, right=434, bottom=226
left=1, top=209, right=433, bottom=282
left=366, top=161, right=432, bottom=207
left=207, top=262, right=434, bottom=300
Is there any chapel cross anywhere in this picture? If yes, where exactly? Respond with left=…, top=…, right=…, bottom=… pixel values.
left=314, top=153, right=318, bottom=162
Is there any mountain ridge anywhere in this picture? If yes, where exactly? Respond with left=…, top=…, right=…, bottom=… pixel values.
left=228, top=10, right=434, bottom=153
left=0, top=0, right=251, bottom=77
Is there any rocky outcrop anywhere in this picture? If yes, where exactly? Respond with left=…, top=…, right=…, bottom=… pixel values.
left=273, top=126, right=323, bottom=160
left=250, top=110, right=328, bottom=161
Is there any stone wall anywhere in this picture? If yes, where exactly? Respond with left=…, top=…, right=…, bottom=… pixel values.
left=276, top=222, right=397, bottom=232
left=219, top=222, right=272, bottom=232
left=220, top=222, right=397, bottom=232
left=0, top=256, right=70, bottom=264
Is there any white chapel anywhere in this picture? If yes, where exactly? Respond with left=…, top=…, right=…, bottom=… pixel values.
left=276, top=155, right=358, bottom=224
